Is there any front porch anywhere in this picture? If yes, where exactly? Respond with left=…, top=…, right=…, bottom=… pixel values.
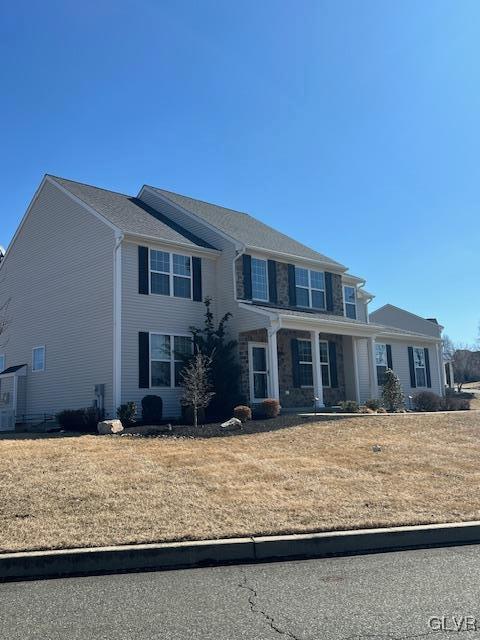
left=238, top=309, right=380, bottom=409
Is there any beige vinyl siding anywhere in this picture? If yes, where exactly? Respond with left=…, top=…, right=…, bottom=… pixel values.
left=0, top=180, right=115, bottom=417
left=356, top=337, right=443, bottom=404
left=120, top=239, right=217, bottom=417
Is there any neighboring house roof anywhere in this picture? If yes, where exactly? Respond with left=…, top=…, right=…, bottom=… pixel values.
left=49, top=176, right=217, bottom=250
left=145, top=186, right=347, bottom=269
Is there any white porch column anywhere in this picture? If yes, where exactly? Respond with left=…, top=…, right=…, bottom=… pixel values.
left=367, top=336, right=378, bottom=399
left=311, top=330, right=324, bottom=408
left=435, top=343, right=445, bottom=396
left=352, top=337, right=361, bottom=404
left=267, top=326, right=280, bottom=401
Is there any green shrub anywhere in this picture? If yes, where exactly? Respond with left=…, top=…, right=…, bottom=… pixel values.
left=261, top=399, right=280, bottom=418
left=233, top=405, right=252, bottom=422
left=339, top=400, right=359, bottom=413
left=56, top=407, right=103, bottom=432
left=382, top=369, right=405, bottom=412
left=141, top=395, right=163, bottom=424
left=365, top=398, right=382, bottom=411
left=413, top=391, right=442, bottom=412
left=116, top=402, right=137, bottom=426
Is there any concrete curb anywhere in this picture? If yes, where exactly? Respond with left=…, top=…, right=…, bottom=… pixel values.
left=2, top=521, right=480, bottom=581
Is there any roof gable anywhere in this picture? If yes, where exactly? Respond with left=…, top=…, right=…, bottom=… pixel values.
left=145, top=186, right=346, bottom=269
left=48, top=177, right=217, bottom=250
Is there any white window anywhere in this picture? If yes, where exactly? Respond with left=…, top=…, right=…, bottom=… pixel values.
left=32, top=346, right=45, bottom=372
left=150, top=250, right=192, bottom=299
left=150, top=333, right=193, bottom=388
left=295, top=267, right=325, bottom=309
left=251, top=258, right=269, bottom=301
left=0, top=354, right=5, bottom=372
left=297, top=339, right=314, bottom=387
left=319, top=340, right=331, bottom=387
left=343, top=285, right=357, bottom=320
left=413, top=347, right=427, bottom=387
left=375, top=343, right=388, bottom=386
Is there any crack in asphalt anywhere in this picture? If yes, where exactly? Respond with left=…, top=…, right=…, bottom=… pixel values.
left=239, top=569, right=304, bottom=640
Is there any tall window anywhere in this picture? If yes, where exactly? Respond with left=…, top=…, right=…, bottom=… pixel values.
left=297, top=339, right=314, bottom=387
left=0, top=354, right=4, bottom=372
left=375, top=343, right=388, bottom=385
left=319, top=340, right=331, bottom=387
left=32, top=346, right=45, bottom=372
left=295, top=267, right=325, bottom=309
left=343, top=286, right=357, bottom=319
left=251, top=258, right=268, bottom=301
left=150, top=334, right=193, bottom=388
left=413, top=347, right=426, bottom=387
left=150, top=250, right=192, bottom=299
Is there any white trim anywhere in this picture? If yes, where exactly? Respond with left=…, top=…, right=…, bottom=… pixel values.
left=297, top=338, right=314, bottom=389
left=318, top=339, right=331, bottom=388
left=148, top=331, right=193, bottom=389
left=352, top=337, right=361, bottom=403
left=251, top=256, right=269, bottom=302
left=148, top=247, right=193, bottom=300
left=367, top=337, right=378, bottom=399
left=267, top=325, right=280, bottom=401
left=343, top=284, right=357, bottom=320
left=435, top=343, right=445, bottom=396
left=246, top=245, right=348, bottom=272
left=248, top=342, right=269, bottom=403
left=294, top=266, right=326, bottom=311
left=311, top=331, right=324, bottom=408
left=113, top=231, right=123, bottom=410
left=32, top=345, right=46, bottom=372
left=412, top=345, right=428, bottom=388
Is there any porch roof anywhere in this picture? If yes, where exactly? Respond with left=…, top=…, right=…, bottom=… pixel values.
left=0, top=364, right=27, bottom=377
left=239, top=303, right=442, bottom=342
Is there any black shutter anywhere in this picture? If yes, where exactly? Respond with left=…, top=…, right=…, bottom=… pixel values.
left=138, top=246, right=149, bottom=295
left=192, top=257, right=202, bottom=302
left=268, top=260, right=277, bottom=304
left=408, top=347, right=416, bottom=388
left=291, top=339, right=300, bottom=388
left=325, top=272, right=334, bottom=312
left=386, top=344, right=393, bottom=369
left=329, top=341, right=338, bottom=388
left=424, top=348, right=432, bottom=388
left=139, top=332, right=150, bottom=388
left=287, top=264, right=297, bottom=306
left=243, top=254, right=252, bottom=300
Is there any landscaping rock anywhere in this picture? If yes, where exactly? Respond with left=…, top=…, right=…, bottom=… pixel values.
left=221, top=417, right=242, bottom=430
left=97, top=419, right=124, bottom=435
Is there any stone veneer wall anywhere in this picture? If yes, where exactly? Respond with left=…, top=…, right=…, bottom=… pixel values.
left=235, top=255, right=344, bottom=317
left=277, top=329, right=346, bottom=408
left=238, top=328, right=268, bottom=403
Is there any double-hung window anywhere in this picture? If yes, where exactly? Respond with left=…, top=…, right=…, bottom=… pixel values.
left=251, top=258, right=268, bottom=301
left=295, top=267, right=325, bottom=309
left=150, top=334, right=193, bottom=388
left=413, top=347, right=427, bottom=387
left=375, top=343, right=388, bottom=386
left=0, top=354, right=5, bottom=373
left=32, top=346, right=45, bottom=372
left=343, top=286, right=357, bottom=319
left=319, top=340, right=331, bottom=387
left=150, top=250, right=192, bottom=299
left=297, top=339, right=314, bottom=387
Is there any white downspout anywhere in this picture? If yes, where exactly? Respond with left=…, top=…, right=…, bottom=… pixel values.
left=113, top=231, right=124, bottom=415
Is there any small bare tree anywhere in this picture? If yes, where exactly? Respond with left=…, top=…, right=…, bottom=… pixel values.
left=180, top=353, right=215, bottom=428
left=453, top=348, right=476, bottom=391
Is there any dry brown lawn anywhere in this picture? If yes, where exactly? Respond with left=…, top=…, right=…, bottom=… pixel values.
left=1, top=412, right=480, bottom=553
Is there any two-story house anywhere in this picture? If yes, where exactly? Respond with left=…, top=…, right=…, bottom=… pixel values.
left=0, top=176, right=445, bottom=429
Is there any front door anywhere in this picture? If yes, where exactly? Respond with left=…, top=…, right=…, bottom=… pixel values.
left=249, top=343, right=269, bottom=402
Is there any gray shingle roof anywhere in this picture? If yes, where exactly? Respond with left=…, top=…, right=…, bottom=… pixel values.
left=49, top=177, right=216, bottom=250
left=146, top=186, right=346, bottom=268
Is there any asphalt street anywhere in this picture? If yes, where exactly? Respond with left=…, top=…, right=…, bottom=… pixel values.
left=2, top=544, right=480, bottom=639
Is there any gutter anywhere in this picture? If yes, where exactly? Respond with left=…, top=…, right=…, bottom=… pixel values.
left=113, top=231, right=124, bottom=413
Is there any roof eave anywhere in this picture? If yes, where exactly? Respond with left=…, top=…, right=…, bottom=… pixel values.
left=245, top=245, right=348, bottom=272
left=122, top=232, right=220, bottom=256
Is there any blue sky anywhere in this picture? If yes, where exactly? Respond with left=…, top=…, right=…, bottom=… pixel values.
left=1, top=1, right=478, bottom=344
